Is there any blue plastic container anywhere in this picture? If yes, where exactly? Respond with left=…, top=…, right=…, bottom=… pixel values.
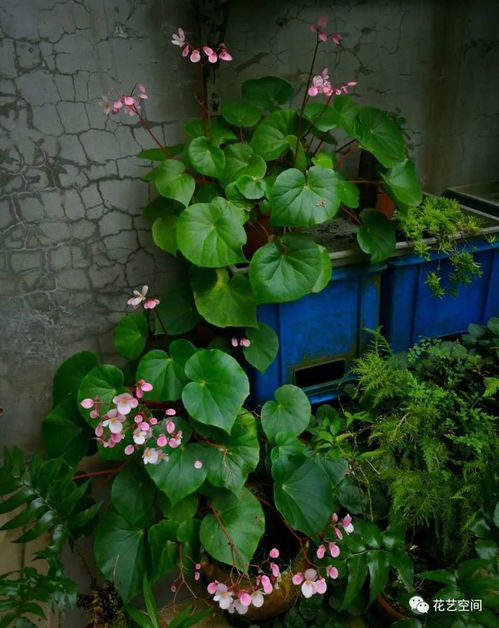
left=248, top=263, right=386, bottom=405
left=381, top=238, right=499, bottom=352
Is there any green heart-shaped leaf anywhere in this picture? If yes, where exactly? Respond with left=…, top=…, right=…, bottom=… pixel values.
left=272, top=455, right=334, bottom=535
left=152, top=215, right=177, bottom=255
left=200, top=487, right=265, bottom=572
left=43, top=398, right=94, bottom=465
left=114, top=313, right=148, bottom=360
left=184, top=117, right=237, bottom=146
left=303, top=102, right=340, bottom=132
left=270, top=166, right=344, bottom=227
left=145, top=160, right=195, bottom=207
left=53, top=351, right=99, bottom=405
left=220, top=143, right=266, bottom=187
left=78, top=365, right=124, bottom=420
left=199, top=411, right=260, bottom=493
left=168, top=339, right=197, bottom=367
left=94, top=507, right=146, bottom=602
left=250, top=109, right=297, bottom=160
left=148, top=520, right=178, bottom=582
left=135, top=349, right=185, bottom=401
left=155, top=284, right=198, bottom=336
left=381, top=158, right=422, bottom=211
left=236, top=175, right=266, bottom=199
left=249, top=233, right=322, bottom=303
left=182, top=349, right=250, bottom=432
left=187, top=137, right=225, bottom=178
left=261, top=385, right=311, bottom=440
left=242, top=322, right=279, bottom=373
left=147, top=444, right=208, bottom=506
left=352, top=107, right=405, bottom=167
left=357, top=209, right=396, bottom=263
left=333, top=95, right=360, bottom=134
left=191, top=268, right=257, bottom=328
left=222, top=101, right=261, bottom=127
left=111, top=464, right=156, bottom=527
left=242, top=76, right=294, bottom=111
left=176, top=198, right=247, bottom=268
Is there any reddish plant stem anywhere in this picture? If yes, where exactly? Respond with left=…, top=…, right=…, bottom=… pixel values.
left=341, top=206, right=362, bottom=225
left=72, top=461, right=127, bottom=481
left=131, top=104, right=171, bottom=158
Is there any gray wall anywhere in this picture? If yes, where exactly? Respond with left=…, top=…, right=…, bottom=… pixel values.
left=1, top=0, right=499, bottom=452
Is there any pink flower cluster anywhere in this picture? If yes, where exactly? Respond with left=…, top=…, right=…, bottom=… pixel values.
left=308, top=68, right=357, bottom=98
left=292, top=568, right=327, bottom=598
left=171, top=27, right=232, bottom=64
left=100, top=83, right=148, bottom=117
left=231, top=337, right=251, bottom=348
left=308, top=15, right=342, bottom=46
left=127, top=285, right=160, bottom=310
left=207, top=548, right=281, bottom=615
left=80, top=390, right=185, bottom=466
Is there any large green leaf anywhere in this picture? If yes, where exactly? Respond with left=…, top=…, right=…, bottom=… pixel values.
left=148, top=520, right=178, bottom=582
left=187, top=137, right=225, bottom=178
left=342, top=553, right=368, bottom=609
left=200, top=487, right=265, bottom=572
left=94, top=507, right=146, bottom=602
left=261, top=385, right=311, bottom=441
left=303, top=102, right=340, bottom=132
left=220, top=143, right=266, bottom=187
left=381, top=158, right=422, bottom=211
left=155, top=284, right=198, bottom=336
left=272, top=455, right=334, bottom=534
left=367, top=550, right=390, bottom=605
left=389, top=548, right=414, bottom=592
left=236, top=175, right=266, bottom=200
left=152, top=215, right=177, bottom=255
left=176, top=198, right=247, bottom=268
left=357, top=209, right=396, bottom=263
left=352, top=107, right=405, bottom=167
left=168, top=339, right=197, bottom=367
left=142, top=196, right=182, bottom=224
left=43, top=398, right=94, bottom=465
left=199, top=412, right=260, bottom=493
left=222, top=101, right=261, bottom=127
left=333, top=95, right=360, bottom=134
left=111, top=464, right=156, bottom=527
left=145, top=160, right=195, bottom=208
left=77, top=364, right=124, bottom=420
left=182, top=349, right=250, bottom=433
left=242, top=76, right=294, bottom=111
left=270, top=167, right=343, bottom=227
left=250, top=110, right=297, bottom=160
left=249, top=233, right=322, bottom=303
left=191, top=268, right=257, bottom=328
left=312, top=245, right=332, bottom=293
left=53, top=351, right=98, bottom=405
left=135, top=350, right=185, bottom=401
left=243, top=322, right=279, bottom=373
left=114, top=313, right=148, bottom=360
left=184, top=117, right=237, bottom=147
left=146, top=444, right=208, bottom=506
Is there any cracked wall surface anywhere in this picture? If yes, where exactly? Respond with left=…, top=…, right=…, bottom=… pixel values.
left=1, top=0, right=499, bottom=455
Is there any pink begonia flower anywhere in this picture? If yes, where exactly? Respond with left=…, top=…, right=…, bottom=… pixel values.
left=308, top=69, right=356, bottom=99
left=165, top=408, right=176, bottom=416
left=231, top=600, right=248, bottom=615
left=342, top=513, right=354, bottom=533
left=113, top=393, right=139, bottom=415
left=328, top=541, right=340, bottom=558
left=315, top=578, right=327, bottom=594
left=238, top=591, right=252, bottom=607
left=100, top=95, right=114, bottom=115
left=269, top=548, right=279, bottom=559
left=218, top=45, right=232, bottom=61
left=301, top=568, right=320, bottom=598
left=81, top=398, right=94, bottom=409
left=194, top=571, right=201, bottom=581
left=207, top=581, right=219, bottom=594
left=171, top=27, right=186, bottom=47
left=190, top=49, right=201, bottom=63
left=166, top=420, right=176, bottom=434
left=231, top=337, right=238, bottom=347
left=213, top=583, right=233, bottom=610
left=240, top=338, right=251, bottom=347
left=261, top=575, right=273, bottom=594
left=331, top=32, right=342, bottom=46
left=326, top=565, right=339, bottom=579
left=124, top=444, right=135, bottom=455
left=335, top=527, right=343, bottom=541
left=157, top=434, right=168, bottom=447
left=194, top=459, right=203, bottom=469
left=144, top=298, right=160, bottom=309
left=110, top=432, right=124, bottom=444
left=134, top=414, right=144, bottom=424
left=169, top=436, right=182, bottom=448
left=89, top=409, right=99, bottom=419
left=251, top=590, right=265, bottom=607
left=270, top=562, right=280, bottom=578
left=143, top=447, right=160, bottom=464
left=203, top=46, right=218, bottom=63
left=332, top=512, right=339, bottom=523
left=95, top=423, right=104, bottom=437
left=317, top=15, right=328, bottom=28
left=149, top=417, right=158, bottom=425
left=135, top=379, right=153, bottom=398
left=318, top=32, right=328, bottom=42
left=171, top=583, right=177, bottom=593
left=182, top=44, right=190, bottom=57
left=316, top=544, right=326, bottom=559
left=133, top=426, right=149, bottom=445
left=128, top=285, right=149, bottom=308
left=292, top=573, right=304, bottom=585
left=102, top=409, right=126, bottom=434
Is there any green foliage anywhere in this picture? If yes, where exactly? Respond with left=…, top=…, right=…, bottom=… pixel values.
left=398, top=195, right=484, bottom=296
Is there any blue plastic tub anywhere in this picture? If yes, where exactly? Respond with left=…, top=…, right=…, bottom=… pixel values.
left=248, top=263, right=386, bottom=405
left=381, top=238, right=499, bottom=352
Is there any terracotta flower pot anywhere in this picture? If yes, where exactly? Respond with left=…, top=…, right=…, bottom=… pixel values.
left=374, top=594, right=406, bottom=623
left=376, top=188, right=396, bottom=220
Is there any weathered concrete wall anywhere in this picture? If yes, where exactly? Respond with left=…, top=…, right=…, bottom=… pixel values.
left=1, top=0, right=498, bottom=454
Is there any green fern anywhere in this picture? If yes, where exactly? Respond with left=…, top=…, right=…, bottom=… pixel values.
left=0, top=448, right=100, bottom=626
